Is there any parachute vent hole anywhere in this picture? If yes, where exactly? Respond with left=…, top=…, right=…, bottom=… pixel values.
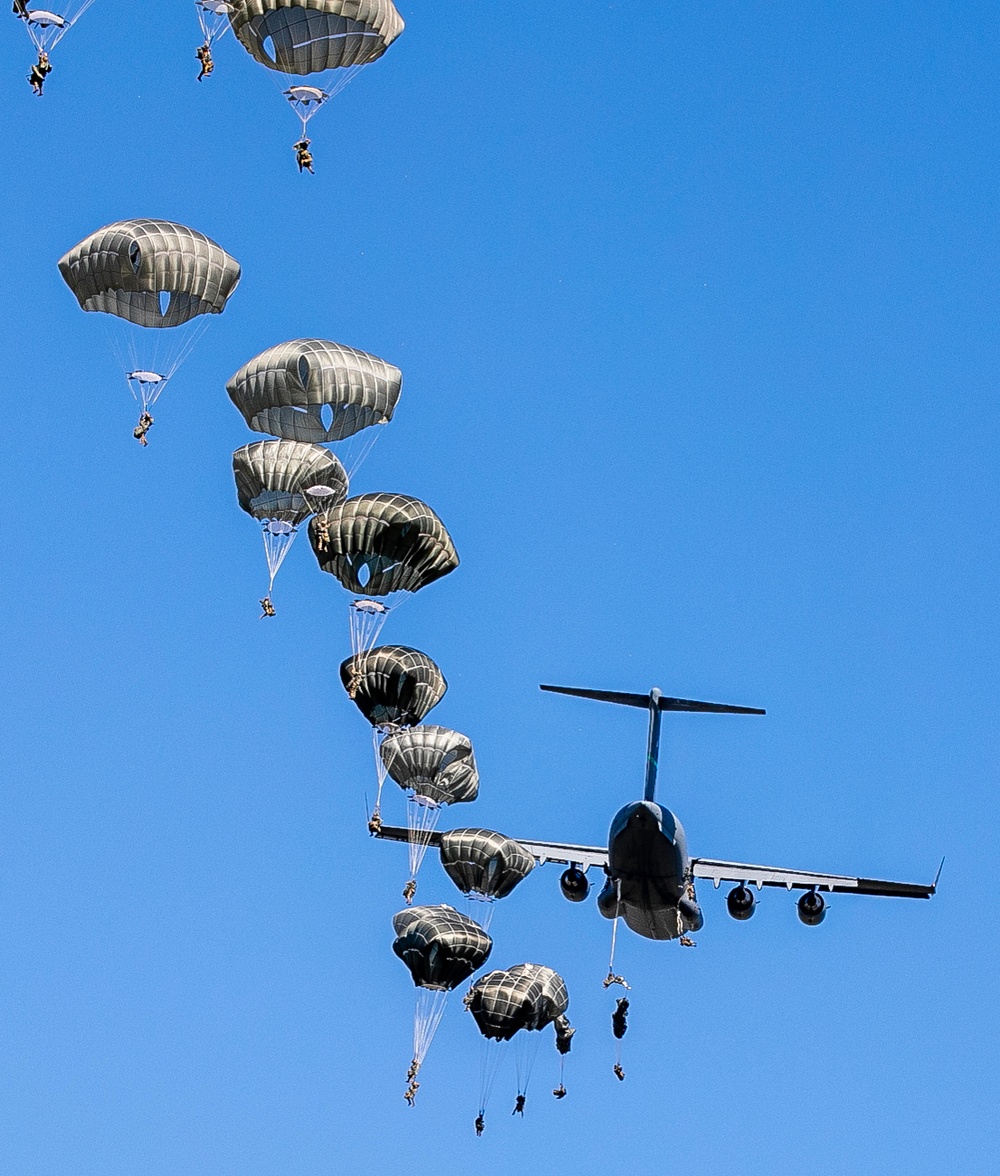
left=158, top=290, right=171, bottom=317
left=357, top=563, right=372, bottom=588
left=297, top=356, right=311, bottom=389
left=320, top=403, right=335, bottom=432
left=262, top=34, right=276, bottom=64
left=129, top=243, right=141, bottom=275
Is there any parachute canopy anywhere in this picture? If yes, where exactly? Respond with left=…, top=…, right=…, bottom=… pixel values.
left=58, top=219, right=241, bottom=329
left=310, top=493, right=459, bottom=596
left=233, top=439, right=348, bottom=525
left=392, top=905, right=492, bottom=992
left=381, top=726, right=479, bottom=807
left=340, top=645, right=447, bottom=728
left=440, top=829, right=535, bottom=901
left=227, top=338, right=402, bottom=444
left=467, top=964, right=573, bottom=1047
left=228, top=0, right=404, bottom=74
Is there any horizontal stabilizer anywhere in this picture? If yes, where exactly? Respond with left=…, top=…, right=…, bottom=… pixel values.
left=540, top=684, right=765, bottom=715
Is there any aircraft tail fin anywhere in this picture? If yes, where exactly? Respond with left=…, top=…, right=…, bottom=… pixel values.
left=540, top=684, right=765, bottom=715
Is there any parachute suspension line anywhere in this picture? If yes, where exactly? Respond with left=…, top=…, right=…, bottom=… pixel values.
left=369, top=726, right=389, bottom=832
left=24, top=0, right=96, bottom=53
left=103, top=312, right=213, bottom=412
left=466, top=893, right=497, bottom=932
left=281, top=61, right=367, bottom=112
left=603, top=879, right=631, bottom=991
left=274, top=61, right=366, bottom=129
left=162, top=312, right=214, bottom=379
left=125, top=372, right=166, bottom=415
left=404, top=795, right=441, bottom=901
left=513, top=1029, right=542, bottom=1100
left=261, top=522, right=298, bottom=592
left=405, top=987, right=448, bottom=1103
left=339, top=422, right=384, bottom=478
left=478, top=1038, right=506, bottom=1121
left=349, top=598, right=390, bottom=660
left=196, top=1, right=233, bottom=48
left=553, top=1051, right=567, bottom=1100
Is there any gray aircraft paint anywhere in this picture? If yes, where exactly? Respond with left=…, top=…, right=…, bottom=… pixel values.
left=373, top=682, right=936, bottom=943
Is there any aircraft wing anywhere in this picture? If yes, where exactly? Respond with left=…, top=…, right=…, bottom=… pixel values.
left=503, top=837, right=609, bottom=871
left=371, top=825, right=609, bottom=871
left=690, top=857, right=939, bottom=898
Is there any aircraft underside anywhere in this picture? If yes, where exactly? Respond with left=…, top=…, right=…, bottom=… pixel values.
left=597, top=874, right=704, bottom=940
left=598, top=802, right=704, bottom=940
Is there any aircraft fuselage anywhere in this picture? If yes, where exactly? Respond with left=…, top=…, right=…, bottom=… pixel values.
left=597, top=800, right=704, bottom=940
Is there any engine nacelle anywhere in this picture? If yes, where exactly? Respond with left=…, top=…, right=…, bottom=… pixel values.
left=726, top=884, right=756, bottom=921
left=560, top=867, right=590, bottom=903
left=797, top=890, right=826, bottom=926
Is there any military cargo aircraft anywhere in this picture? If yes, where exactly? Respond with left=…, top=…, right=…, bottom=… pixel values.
left=374, top=684, right=938, bottom=941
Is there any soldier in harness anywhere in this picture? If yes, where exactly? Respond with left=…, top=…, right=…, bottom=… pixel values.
left=293, top=138, right=314, bottom=174
left=133, top=411, right=154, bottom=446
left=28, top=50, right=51, bottom=96
left=196, top=42, right=214, bottom=81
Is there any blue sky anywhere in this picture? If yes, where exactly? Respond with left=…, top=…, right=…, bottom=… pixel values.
left=1, top=2, right=997, bottom=1173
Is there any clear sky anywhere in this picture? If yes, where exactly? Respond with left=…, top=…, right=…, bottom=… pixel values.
left=1, top=2, right=997, bottom=1173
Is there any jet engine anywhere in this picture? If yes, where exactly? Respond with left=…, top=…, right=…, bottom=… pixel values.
left=797, top=889, right=826, bottom=926
left=560, top=867, right=590, bottom=902
left=726, top=884, right=756, bottom=920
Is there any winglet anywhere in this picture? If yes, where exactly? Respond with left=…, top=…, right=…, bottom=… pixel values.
left=932, top=857, right=945, bottom=894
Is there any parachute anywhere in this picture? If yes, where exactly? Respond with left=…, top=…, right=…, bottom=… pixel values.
left=439, top=828, right=535, bottom=927
left=195, top=0, right=233, bottom=48
left=227, top=0, right=404, bottom=143
left=392, top=904, right=492, bottom=1102
left=226, top=339, right=402, bottom=472
left=466, top=963, right=574, bottom=1125
left=340, top=645, right=447, bottom=727
left=310, top=493, right=459, bottom=658
left=341, top=645, right=447, bottom=851
left=58, top=219, right=241, bottom=441
left=380, top=726, right=479, bottom=902
left=14, top=1, right=95, bottom=56
left=233, top=439, right=348, bottom=607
